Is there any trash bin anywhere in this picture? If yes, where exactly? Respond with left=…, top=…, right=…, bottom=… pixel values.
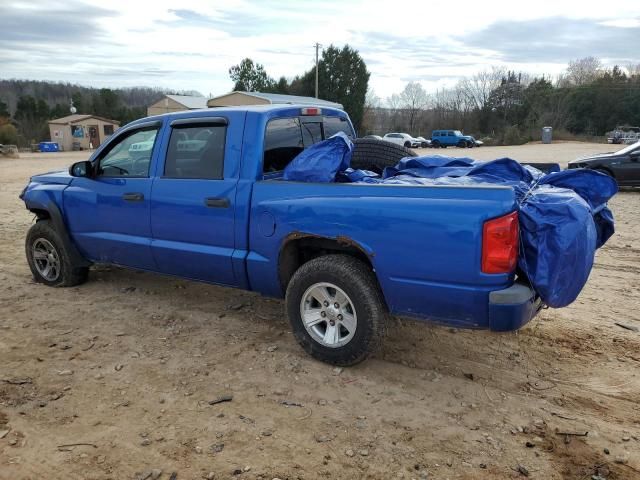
left=542, top=127, right=553, bottom=144
left=38, top=142, right=60, bottom=152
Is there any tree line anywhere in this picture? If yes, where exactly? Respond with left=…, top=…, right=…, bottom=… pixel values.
left=3, top=55, right=639, bottom=148
left=365, top=57, right=640, bottom=144
left=0, top=80, right=200, bottom=147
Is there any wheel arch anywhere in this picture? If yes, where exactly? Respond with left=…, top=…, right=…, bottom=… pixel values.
left=593, top=165, right=615, bottom=178
left=278, top=233, right=377, bottom=296
left=26, top=201, right=91, bottom=267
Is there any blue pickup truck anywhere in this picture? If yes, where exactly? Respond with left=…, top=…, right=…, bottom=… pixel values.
left=20, top=105, right=540, bottom=365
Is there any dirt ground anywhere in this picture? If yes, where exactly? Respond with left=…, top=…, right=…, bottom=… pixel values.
left=1, top=142, right=639, bottom=480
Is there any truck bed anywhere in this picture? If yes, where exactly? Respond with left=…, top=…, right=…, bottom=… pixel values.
left=248, top=179, right=519, bottom=329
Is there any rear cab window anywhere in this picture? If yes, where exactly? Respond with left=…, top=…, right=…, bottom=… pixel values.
left=164, top=123, right=227, bottom=179
left=263, top=114, right=354, bottom=176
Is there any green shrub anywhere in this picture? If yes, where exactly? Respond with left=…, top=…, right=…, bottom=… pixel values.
left=0, top=124, right=18, bottom=145
left=501, top=126, right=528, bottom=145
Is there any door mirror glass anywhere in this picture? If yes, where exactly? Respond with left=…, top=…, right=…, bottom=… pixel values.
left=69, top=161, right=92, bottom=177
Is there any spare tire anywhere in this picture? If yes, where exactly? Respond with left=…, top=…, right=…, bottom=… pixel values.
left=351, top=138, right=417, bottom=174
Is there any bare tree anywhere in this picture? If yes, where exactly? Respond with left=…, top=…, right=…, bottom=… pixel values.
left=399, top=82, right=428, bottom=133
left=361, top=89, right=382, bottom=134
left=565, top=56, right=603, bottom=86
left=385, top=93, right=402, bottom=111
left=458, top=67, right=506, bottom=109
left=626, top=63, right=640, bottom=77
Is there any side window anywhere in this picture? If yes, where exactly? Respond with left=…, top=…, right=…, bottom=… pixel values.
left=324, top=116, right=354, bottom=138
left=98, top=126, right=159, bottom=177
left=263, top=118, right=303, bottom=172
left=164, top=124, right=226, bottom=179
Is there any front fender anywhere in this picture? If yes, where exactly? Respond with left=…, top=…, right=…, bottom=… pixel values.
left=22, top=184, right=91, bottom=267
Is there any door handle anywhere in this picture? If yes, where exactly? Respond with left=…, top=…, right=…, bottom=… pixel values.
left=205, top=197, right=230, bottom=208
left=122, top=192, right=144, bottom=202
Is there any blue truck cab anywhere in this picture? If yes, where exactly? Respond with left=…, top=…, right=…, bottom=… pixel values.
left=431, top=129, right=476, bottom=148
left=21, top=105, right=541, bottom=366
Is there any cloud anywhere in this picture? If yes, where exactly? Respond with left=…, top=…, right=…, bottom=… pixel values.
left=0, top=1, right=117, bottom=45
left=461, top=17, right=640, bottom=64
left=1, top=1, right=639, bottom=99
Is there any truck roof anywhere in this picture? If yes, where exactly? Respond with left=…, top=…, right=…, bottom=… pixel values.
left=135, top=104, right=347, bottom=126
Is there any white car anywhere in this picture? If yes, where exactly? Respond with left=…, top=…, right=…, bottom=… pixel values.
left=383, top=133, right=420, bottom=148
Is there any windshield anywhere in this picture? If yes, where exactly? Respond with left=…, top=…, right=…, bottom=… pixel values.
left=454, top=130, right=463, bottom=136
left=616, top=141, right=640, bottom=155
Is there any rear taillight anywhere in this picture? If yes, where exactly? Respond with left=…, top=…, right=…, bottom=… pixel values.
left=482, top=211, right=519, bottom=274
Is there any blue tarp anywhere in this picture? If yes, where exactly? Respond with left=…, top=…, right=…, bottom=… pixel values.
left=284, top=143, right=618, bottom=308
left=283, top=132, right=353, bottom=183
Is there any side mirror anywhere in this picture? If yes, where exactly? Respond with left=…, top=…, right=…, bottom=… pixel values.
left=69, top=161, right=93, bottom=177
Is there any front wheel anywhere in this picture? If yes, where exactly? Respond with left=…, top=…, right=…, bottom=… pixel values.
left=26, top=220, right=88, bottom=287
left=286, top=255, right=387, bottom=366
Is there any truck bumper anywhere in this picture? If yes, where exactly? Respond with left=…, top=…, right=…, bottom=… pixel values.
left=488, top=283, right=542, bottom=332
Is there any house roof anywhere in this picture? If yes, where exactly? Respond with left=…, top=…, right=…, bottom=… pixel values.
left=48, top=114, right=120, bottom=125
left=207, top=91, right=343, bottom=109
left=166, top=94, right=209, bottom=109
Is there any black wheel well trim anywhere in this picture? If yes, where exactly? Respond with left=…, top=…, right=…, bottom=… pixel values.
left=593, top=165, right=615, bottom=177
left=29, top=202, right=91, bottom=267
left=278, top=233, right=376, bottom=295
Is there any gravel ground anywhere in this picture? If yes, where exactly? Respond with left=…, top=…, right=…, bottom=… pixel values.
left=1, top=142, right=639, bottom=480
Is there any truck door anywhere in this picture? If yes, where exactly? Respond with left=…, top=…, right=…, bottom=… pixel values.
left=149, top=115, right=243, bottom=286
left=64, top=121, right=162, bottom=270
left=611, top=147, right=640, bottom=185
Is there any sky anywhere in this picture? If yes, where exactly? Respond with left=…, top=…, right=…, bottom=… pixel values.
left=1, top=0, right=639, bottom=100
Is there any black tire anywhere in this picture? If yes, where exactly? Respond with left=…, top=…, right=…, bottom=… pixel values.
left=26, top=220, right=88, bottom=287
left=351, top=138, right=417, bottom=174
left=457, top=140, right=467, bottom=148
left=432, top=140, right=440, bottom=148
left=467, top=141, right=475, bottom=148
left=286, top=255, right=387, bottom=366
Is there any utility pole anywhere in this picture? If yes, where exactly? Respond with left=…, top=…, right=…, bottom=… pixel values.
left=314, top=42, right=321, bottom=98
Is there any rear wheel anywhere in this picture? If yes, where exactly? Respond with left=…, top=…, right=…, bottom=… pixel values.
left=351, top=138, right=417, bottom=174
left=286, top=255, right=387, bottom=366
left=26, top=220, right=88, bottom=287
left=432, top=140, right=440, bottom=148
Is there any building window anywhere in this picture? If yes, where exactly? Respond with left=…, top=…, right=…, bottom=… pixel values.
left=104, top=125, right=114, bottom=136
